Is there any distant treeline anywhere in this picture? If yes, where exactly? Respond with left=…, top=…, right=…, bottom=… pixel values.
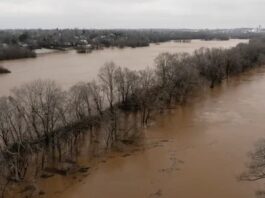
left=0, top=29, right=262, bottom=51
left=0, top=45, right=36, bottom=61
left=1, top=38, right=265, bottom=196
left=0, top=29, right=263, bottom=60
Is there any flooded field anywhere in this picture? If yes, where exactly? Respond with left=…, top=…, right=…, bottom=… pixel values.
left=0, top=39, right=247, bottom=97
left=36, top=67, right=265, bottom=198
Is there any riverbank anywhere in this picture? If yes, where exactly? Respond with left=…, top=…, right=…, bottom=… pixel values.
left=34, top=48, right=65, bottom=55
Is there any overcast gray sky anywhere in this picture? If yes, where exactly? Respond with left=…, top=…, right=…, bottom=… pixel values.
left=0, top=0, right=264, bottom=29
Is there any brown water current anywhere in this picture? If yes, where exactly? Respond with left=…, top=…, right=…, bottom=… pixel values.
left=0, top=39, right=247, bottom=97
left=35, top=68, right=265, bottom=198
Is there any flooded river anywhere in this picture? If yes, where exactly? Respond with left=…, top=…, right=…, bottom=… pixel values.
left=0, top=39, right=247, bottom=97
left=37, top=67, right=265, bottom=198
left=3, top=38, right=261, bottom=198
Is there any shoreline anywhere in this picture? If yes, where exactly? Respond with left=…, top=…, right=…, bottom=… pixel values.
left=0, top=39, right=248, bottom=62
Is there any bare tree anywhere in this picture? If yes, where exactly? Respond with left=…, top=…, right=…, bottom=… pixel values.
left=11, top=80, right=65, bottom=144
left=155, top=53, right=199, bottom=104
left=68, top=82, right=93, bottom=122
left=135, top=68, right=158, bottom=126
left=155, top=52, right=175, bottom=89
left=170, top=54, right=199, bottom=103
left=114, top=67, right=138, bottom=107
left=194, top=48, right=226, bottom=88
left=225, top=48, right=243, bottom=78
left=87, top=81, right=104, bottom=116
left=0, top=97, right=29, bottom=182
left=98, top=62, right=117, bottom=112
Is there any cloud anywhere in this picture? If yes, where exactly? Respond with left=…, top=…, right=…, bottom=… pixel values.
left=0, top=0, right=264, bottom=29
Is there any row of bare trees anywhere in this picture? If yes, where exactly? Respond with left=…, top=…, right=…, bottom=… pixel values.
left=1, top=38, right=265, bottom=194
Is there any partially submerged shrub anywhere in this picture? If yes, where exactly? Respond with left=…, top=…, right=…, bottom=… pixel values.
left=0, top=66, right=11, bottom=74
left=0, top=46, right=36, bottom=61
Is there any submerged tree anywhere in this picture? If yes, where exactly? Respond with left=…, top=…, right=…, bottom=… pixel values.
left=135, top=68, right=158, bottom=126
left=10, top=80, right=65, bottom=144
left=194, top=48, right=226, bottom=88
left=114, top=67, right=138, bottom=108
left=68, top=82, right=93, bottom=122
left=155, top=53, right=199, bottom=104
left=240, top=139, right=265, bottom=182
left=98, top=62, right=117, bottom=112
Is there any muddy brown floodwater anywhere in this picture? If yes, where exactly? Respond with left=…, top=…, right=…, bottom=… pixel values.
left=0, top=39, right=247, bottom=97
left=36, top=68, right=265, bottom=198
